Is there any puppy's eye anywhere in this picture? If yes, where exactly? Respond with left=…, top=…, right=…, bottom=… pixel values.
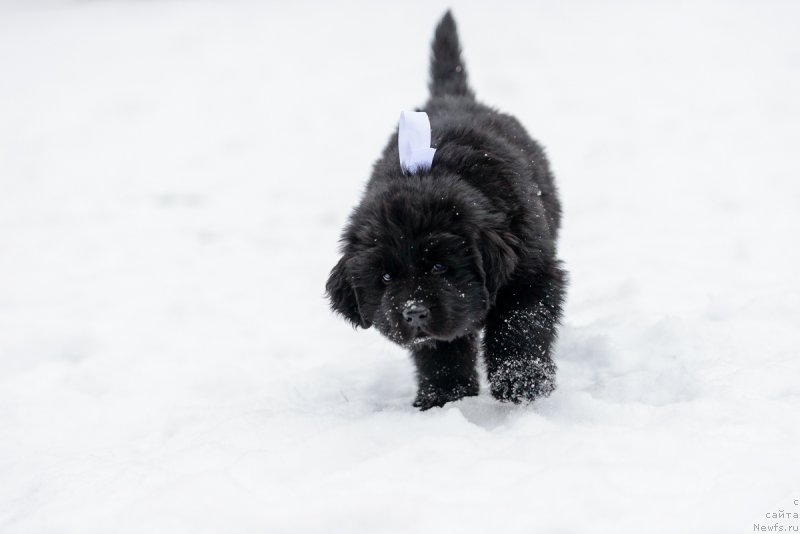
left=431, top=263, right=448, bottom=274
left=382, top=273, right=393, bottom=283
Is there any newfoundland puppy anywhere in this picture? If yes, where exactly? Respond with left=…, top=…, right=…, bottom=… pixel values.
left=326, top=11, right=567, bottom=410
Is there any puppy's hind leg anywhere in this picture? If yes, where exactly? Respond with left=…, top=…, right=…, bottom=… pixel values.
left=411, top=335, right=479, bottom=410
left=484, top=262, right=566, bottom=404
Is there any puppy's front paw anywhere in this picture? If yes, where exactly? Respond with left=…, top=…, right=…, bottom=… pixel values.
left=413, top=382, right=479, bottom=411
left=489, top=358, right=556, bottom=404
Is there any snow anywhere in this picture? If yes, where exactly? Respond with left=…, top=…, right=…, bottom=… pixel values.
left=1, top=1, right=799, bottom=532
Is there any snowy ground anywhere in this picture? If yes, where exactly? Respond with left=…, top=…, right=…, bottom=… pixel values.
left=1, top=1, right=799, bottom=532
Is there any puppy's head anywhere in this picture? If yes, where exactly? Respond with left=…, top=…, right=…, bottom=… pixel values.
left=326, top=175, right=518, bottom=347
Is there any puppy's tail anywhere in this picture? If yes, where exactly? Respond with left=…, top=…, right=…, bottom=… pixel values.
left=429, top=10, right=474, bottom=99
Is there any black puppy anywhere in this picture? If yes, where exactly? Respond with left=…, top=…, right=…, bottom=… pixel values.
left=326, top=11, right=566, bottom=410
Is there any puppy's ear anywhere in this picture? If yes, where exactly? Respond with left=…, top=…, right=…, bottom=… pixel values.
left=326, top=256, right=371, bottom=329
left=478, top=229, right=519, bottom=304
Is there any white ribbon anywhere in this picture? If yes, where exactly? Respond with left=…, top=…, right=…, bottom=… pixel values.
left=398, top=111, right=435, bottom=174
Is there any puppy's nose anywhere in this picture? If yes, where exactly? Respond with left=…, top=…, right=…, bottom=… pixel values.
left=403, top=302, right=429, bottom=327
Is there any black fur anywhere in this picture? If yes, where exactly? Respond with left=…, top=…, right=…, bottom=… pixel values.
left=326, top=11, right=567, bottom=410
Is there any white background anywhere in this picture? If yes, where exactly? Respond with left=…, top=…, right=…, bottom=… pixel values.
left=1, top=1, right=799, bottom=532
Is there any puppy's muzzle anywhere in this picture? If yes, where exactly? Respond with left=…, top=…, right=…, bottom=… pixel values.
left=403, top=302, right=429, bottom=329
